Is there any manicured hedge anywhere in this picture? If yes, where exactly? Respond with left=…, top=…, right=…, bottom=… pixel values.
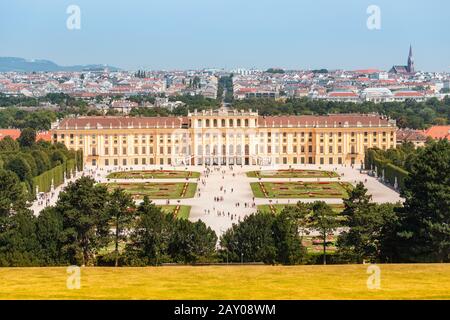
left=32, top=158, right=79, bottom=195
left=75, top=149, right=83, bottom=171
left=365, top=149, right=409, bottom=190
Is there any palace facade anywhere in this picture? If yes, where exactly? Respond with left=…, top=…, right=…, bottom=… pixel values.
left=52, top=110, right=397, bottom=167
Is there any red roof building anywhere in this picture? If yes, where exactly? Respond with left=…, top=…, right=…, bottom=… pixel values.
left=0, top=129, right=52, bottom=142
left=424, top=126, right=450, bottom=141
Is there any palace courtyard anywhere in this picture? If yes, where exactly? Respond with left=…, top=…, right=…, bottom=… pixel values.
left=31, top=164, right=402, bottom=237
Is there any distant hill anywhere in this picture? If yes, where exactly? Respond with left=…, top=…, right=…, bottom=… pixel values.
left=0, top=57, right=121, bottom=72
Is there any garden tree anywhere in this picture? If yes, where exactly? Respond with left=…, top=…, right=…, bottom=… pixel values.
left=266, top=68, right=285, bottom=74
left=129, top=107, right=171, bottom=117
left=17, top=128, right=36, bottom=148
left=168, top=219, right=217, bottom=264
left=272, top=207, right=306, bottom=264
left=125, top=197, right=175, bottom=265
left=396, top=139, right=450, bottom=262
left=36, top=139, right=52, bottom=149
left=0, top=210, right=42, bottom=267
left=51, top=149, right=68, bottom=166
left=338, top=201, right=399, bottom=263
left=230, top=97, right=450, bottom=129
left=22, top=111, right=56, bottom=131
left=54, top=177, right=110, bottom=266
left=5, top=156, right=32, bottom=182
left=284, top=201, right=311, bottom=240
left=342, top=182, right=372, bottom=217
left=220, top=212, right=277, bottom=264
left=31, top=150, right=51, bottom=175
left=0, top=136, right=19, bottom=152
left=0, top=170, right=28, bottom=226
left=107, top=188, right=136, bottom=267
left=309, top=201, right=340, bottom=265
left=19, top=152, right=38, bottom=177
left=36, top=207, right=67, bottom=265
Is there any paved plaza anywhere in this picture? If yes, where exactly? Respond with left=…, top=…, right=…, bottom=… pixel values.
left=31, top=164, right=402, bottom=237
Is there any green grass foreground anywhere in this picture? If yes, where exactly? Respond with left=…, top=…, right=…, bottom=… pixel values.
left=0, top=264, right=449, bottom=299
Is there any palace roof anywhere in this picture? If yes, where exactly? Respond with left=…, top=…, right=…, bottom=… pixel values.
left=56, top=114, right=395, bottom=130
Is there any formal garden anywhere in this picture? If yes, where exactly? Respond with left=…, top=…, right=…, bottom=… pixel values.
left=257, top=203, right=344, bottom=214
left=246, top=169, right=339, bottom=178
left=107, top=170, right=200, bottom=179
left=159, top=205, right=191, bottom=219
left=251, top=181, right=352, bottom=198
left=103, top=182, right=197, bottom=199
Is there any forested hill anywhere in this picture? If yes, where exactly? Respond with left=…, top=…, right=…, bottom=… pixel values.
left=0, top=57, right=120, bottom=72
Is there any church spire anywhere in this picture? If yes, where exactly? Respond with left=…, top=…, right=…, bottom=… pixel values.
left=407, top=44, right=415, bottom=73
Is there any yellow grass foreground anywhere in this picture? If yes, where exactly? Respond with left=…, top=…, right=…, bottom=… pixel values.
left=0, top=264, right=449, bottom=300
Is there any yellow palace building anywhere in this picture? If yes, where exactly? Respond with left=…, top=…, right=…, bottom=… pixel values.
left=52, top=109, right=397, bottom=168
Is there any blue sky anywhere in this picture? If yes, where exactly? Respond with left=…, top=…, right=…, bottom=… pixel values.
left=0, top=0, right=449, bottom=71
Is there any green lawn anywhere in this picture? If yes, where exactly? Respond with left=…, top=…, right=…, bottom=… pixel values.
left=257, top=203, right=345, bottom=214
left=159, top=205, right=191, bottom=219
left=107, top=170, right=200, bottom=179
left=247, top=169, right=339, bottom=178
left=103, top=182, right=197, bottom=199
left=251, top=181, right=352, bottom=198
left=1, top=265, right=449, bottom=299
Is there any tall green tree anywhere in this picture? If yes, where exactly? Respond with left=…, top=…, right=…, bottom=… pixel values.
left=125, top=197, right=174, bottom=266
left=272, top=207, right=306, bottom=264
left=54, top=177, right=110, bottom=266
left=220, top=212, right=276, bottom=264
left=17, top=128, right=36, bottom=148
left=342, top=182, right=373, bottom=217
left=338, top=202, right=399, bottom=263
left=5, top=156, right=32, bottom=182
left=36, top=207, right=66, bottom=265
left=0, top=170, right=28, bottom=228
left=31, top=150, right=51, bottom=174
left=397, top=139, right=450, bottom=262
left=107, top=188, right=136, bottom=266
left=309, top=201, right=340, bottom=265
left=0, top=136, right=19, bottom=152
left=0, top=210, right=42, bottom=266
left=168, top=219, right=217, bottom=264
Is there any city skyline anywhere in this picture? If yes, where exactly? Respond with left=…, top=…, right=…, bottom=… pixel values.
left=0, top=0, right=449, bottom=71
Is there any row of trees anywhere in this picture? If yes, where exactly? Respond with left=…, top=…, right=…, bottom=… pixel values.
left=0, top=177, right=218, bottom=267
left=0, top=107, right=57, bottom=131
left=232, top=96, right=450, bottom=129
left=0, top=128, right=78, bottom=196
left=0, top=173, right=341, bottom=266
left=220, top=201, right=341, bottom=265
left=218, top=75, right=234, bottom=103
left=329, top=140, right=449, bottom=263
left=366, top=141, right=420, bottom=171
